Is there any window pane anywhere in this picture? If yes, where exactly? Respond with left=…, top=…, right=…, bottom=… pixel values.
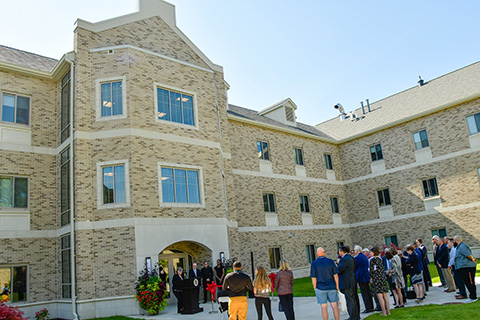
left=187, top=170, right=200, bottom=203
left=413, top=132, right=422, bottom=150
left=269, top=193, right=275, bottom=212
left=428, top=178, right=438, bottom=196
left=111, top=81, right=123, bottom=116
left=439, top=228, right=447, bottom=238
left=420, top=130, right=429, bottom=148
left=2, top=94, right=15, bottom=122
left=0, top=177, right=13, bottom=207
left=174, top=169, right=188, bottom=203
left=12, top=266, right=27, bottom=302
left=182, top=94, right=194, bottom=126
left=298, top=149, right=304, bottom=165
left=114, top=165, right=126, bottom=203
left=263, top=194, right=269, bottom=212
left=370, top=146, right=377, bottom=161
left=377, top=190, right=384, bottom=206
left=422, top=180, right=430, bottom=197
left=102, top=167, right=114, bottom=204
left=384, top=189, right=391, bottom=206
left=475, top=114, right=480, bottom=134
left=170, top=91, right=182, bottom=123
left=101, top=83, right=112, bottom=117
left=262, top=142, right=269, bottom=160
left=257, top=141, right=263, bottom=159
left=376, top=144, right=383, bottom=160
left=304, top=196, right=310, bottom=212
left=61, top=82, right=70, bottom=142
left=161, top=168, right=175, bottom=202
left=14, top=177, right=28, bottom=208
left=16, top=96, right=29, bottom=125
left=325, top=154, right=333, bottom=170
left=61, top=155, right=70, bottom=213
left=157, top=88, right=170, bottom=121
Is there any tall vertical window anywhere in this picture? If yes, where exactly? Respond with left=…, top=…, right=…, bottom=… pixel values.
left=306, top=244, right=316, bottom=264
left=0, top=266, right=27, bottom=302
left=370, top=143, right=383, bottom=161
left=269, top=247, right=282, bottom=269
left=101, top=81, right=123, bottom=117
left=61, top=235, right=72, bottom=299
left=257, top=141, right=270, bottom=160
left=330, top=196, right=339, bottom=214
left=157, top=87, right=194, bottom=126
left=60, top=71, right=71, bottom=143
left=377, top=188, right=392, bottom=207
left=324, top=154, right=333, bottom=170
left=102, top=165, right=126, bottom=204
left=466, top=112, right=480, bottom=135
left=0, top=176, right=28, bottom=208
left=60, top=148, right=70, bottom=226
left=422, top=177, right=439, bottom=198
left=161, top=167, right=200, bottom=204
left=432, top=228, right=447, bottom=238
left=413, top=129, right=429, bottom=150
left=263, top=193, right=276, bottom=213
left=385, top=235, right=398, bottom=247
left=299, top=195, right=310, bottom=213
left=2, top=93, right=30, bottom=125
left=294, top=148, right=304, bottom=165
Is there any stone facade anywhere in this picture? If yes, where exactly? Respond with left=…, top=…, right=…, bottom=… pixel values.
left=1, top=1, right=479, bottom=319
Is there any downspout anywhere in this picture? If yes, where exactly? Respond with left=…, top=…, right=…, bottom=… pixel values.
left=65, top=56, right=79, bottom=320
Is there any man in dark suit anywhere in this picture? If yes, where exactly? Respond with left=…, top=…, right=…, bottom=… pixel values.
left=436, top=237, right=456, bottom=292
left=201, top=261, right=214, bottom=303
left=189, top=262, right=199, bottom=278
left=338, top=246, right=360, bottom=320
left=354, top=245, right=374, bottom=313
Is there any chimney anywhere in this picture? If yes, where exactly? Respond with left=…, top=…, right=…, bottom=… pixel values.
left=366, top=99, right=371, bottom=112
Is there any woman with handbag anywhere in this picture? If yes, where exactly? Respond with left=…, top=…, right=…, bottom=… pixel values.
left=275, top=261, right=295, bottom=320
left=254, top=266, right=274, bottom=320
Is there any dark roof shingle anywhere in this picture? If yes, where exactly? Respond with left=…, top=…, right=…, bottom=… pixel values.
left=0, top=45, right=58, bottom=73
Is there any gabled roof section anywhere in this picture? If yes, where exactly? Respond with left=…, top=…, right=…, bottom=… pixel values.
left=0, top=45, right=58, bottom=73
left=258, top=98, right=298, bottom=115
left=75, top=0, right=223, bottom=73
left=315, top=61, right=480, bottom=142
left=228, top=104, right=334, bottom=141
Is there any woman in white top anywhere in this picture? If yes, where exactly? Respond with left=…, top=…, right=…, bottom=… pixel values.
left=253, top=266, right=274, bottom=320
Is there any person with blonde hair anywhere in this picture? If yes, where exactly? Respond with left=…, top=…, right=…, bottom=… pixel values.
left=254, top=266, right=274, bottom=320
left=275, top=261, right=295, bottom=320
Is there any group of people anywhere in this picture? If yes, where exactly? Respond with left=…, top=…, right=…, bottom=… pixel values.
left=310, top=235, right=477, bottom=320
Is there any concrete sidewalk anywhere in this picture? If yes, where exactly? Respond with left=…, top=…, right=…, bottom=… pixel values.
left=132, top=281, right=479, bottom=319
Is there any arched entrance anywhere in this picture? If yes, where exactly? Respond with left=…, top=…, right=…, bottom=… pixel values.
left=158, top=241, right=212, bottom=304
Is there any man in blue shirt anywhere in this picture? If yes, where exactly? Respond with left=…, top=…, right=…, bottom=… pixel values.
left=454, top=236, right=477, bottom=302
left=311, top=247, right=340, bottom=320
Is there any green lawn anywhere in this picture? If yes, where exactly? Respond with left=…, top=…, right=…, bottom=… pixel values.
left=429, top=261, right=480, bottom=284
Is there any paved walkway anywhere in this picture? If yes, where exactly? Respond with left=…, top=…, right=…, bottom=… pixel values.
left=132, top=281, right=479, bottom=319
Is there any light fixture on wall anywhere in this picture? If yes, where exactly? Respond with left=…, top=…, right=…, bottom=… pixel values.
left=145, top=257, right=152, bottom=274
left=220, top=252, right=225, bottom=264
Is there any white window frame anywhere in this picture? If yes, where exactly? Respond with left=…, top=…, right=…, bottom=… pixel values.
left=369, top=143, right=384, bottom=162
left=330, top=196, right=339, bottom=214
left=294, top=148, right=304, bottom=166
left=154, top=82, right=199, bottom=130
left=466, top=112, right=480, bottom=135
left=0, top=175, right=29, bottom=211
left=263, top=192, right=276, bottom=213
left=96, top=76, right=127, bottom=121
left=421, top=176, right=439, bottom=199
left=257, top=140, right=270, bottom=161
left=1, top=92, right=31, bottom=126
left=158, top=162, right=205, bottom=208
left=376, top=187, right=392, bottom=207
left=413, top=129, right=430, bottom=150
left=299, top=194, right=310, bottom=213
left=96, top=159, right=130, bottom=209
left=324, top=153, right=333, bottom=170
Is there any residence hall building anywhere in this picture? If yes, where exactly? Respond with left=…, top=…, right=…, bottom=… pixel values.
left=0, top=0, right=479, bottom=318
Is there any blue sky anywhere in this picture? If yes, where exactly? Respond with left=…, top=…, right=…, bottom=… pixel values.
left=2, top=0, right=479, bottom=125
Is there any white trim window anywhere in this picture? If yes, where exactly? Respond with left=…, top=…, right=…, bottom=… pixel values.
left=466, top=112, right=480, bottom=135
left=299, top=194, right=310, bottom=213
left=324, top=153, right=333, bottom=170
left=155, top=84, right=196, bottom=127
left=377, top=188, right=392, bottom=207
left=96, top=77, right=127, bottom=121
left=369, top=143, right=383, bottom=162
left=158, top=163, right=204, bottom=207
left=422, top=177, right=439, bottom=198
left=0, top=265, right=28, bottom=302
left=330, top=196, right=339, bottom=214
left=1, top=92, right=30, bottom=125
left=263, top=192, right=276, bottom=213
left=97, top=160, right=130, bottom=209
left=413, top=129, right=430, bottom=150
left=257, top=141, right=270, bottom=160
left=294, top=148, right=304, bottom=166
left=0, top=176, right=28, bottom=209
left=61, top=234, right=72, bottom=299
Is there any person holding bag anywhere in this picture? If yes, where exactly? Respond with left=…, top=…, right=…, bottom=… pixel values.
left=275, top=261, right=295, bottom=320
left=254, top=266, right=274, bottom=320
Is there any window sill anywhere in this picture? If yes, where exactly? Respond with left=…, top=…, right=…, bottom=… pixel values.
left=414, top=147, right=432, bottom=162
left=370, top=159, right=385, bottom=174
left=159, top=202, right=205, bottom=208
left=98, top=203, right=131, bottom=210
left=423, top=196, right=441, bottom=211
left=0, top=208, right=30, bottom=213
left=155, top=118, right=199, bottom=130
left=96, top=114, right=128, bottom=122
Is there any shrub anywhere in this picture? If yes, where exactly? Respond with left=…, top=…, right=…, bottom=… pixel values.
left=135, top=264, right=168, bottom=315
left=0, top=302, right=27, bottom=320
left=34, top=308, right=49, bottom=320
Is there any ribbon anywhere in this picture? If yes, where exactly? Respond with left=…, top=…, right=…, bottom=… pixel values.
left=206, top=282, right=222, bottom=301
left=268, top=272, right=276, bottom=289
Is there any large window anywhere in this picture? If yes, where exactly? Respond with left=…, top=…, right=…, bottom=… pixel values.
left=0, top=266, right=27, bottom=302
left=257, top=141, right=270, bottom=160
left=324, top=154, right=333, bottom=170
left=0, top=176, right=28, bottom=208
left=101, top=81, right=123, bottom=117
left=102, top=165, right=126, bottom=204
left=413, top=129, right=429, bottom=150
left=60, top=71, right=71, bottom=143
left=299, top=195, right=310, bottom=213
left=269, top=247, right=282, bottom=269
left=466, top=112, right=480, bottom=135
left=61, top=235, right=72, bottom=299
left=432, top=228, right=447, bottom=238
left=422, top=177, right=439, bottom=198
left=336, top=241, right=344, bottom=251
left=160, top=167, right=200, bottom=204
left=157, top=87, right=194, bottom=126
left=377, top=188, right=392, bottom=207
left=330, top=196, right=339, bottom=214
left=1, top=93, right=30, bottom=125
left=385, top=235, right=398, bottom=247
left=369, top=143, right=383, bottom=162
left=60, top=148, right=70, bottom=226
left=294, top=148, right=304, bottom=165
left=263, top=193, right=276, bottom=213
left=306, top=244, right=316, bottom=264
